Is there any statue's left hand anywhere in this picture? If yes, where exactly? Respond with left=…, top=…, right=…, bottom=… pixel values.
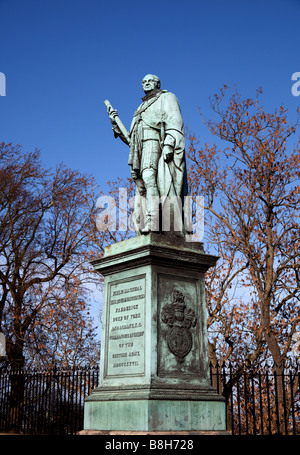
left=163, top=145, right=174, bottom=163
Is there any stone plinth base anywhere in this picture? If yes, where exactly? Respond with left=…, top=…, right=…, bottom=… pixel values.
left=78, top=430, right=231, bottom=435
left=85, top=234, right=226, bottom=433
left=83, top=398, right=226, bottom=433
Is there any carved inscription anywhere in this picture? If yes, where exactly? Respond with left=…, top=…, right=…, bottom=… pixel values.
left=106, top=277, right=145, bottom=376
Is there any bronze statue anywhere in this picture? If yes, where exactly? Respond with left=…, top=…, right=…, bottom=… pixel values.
left=105, top=74, right=188, bottom=235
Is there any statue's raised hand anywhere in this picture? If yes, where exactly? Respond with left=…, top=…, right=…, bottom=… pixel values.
left=108, top=107, right=118, bottom=122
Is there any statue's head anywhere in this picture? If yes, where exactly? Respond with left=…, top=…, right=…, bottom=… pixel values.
left=142, top=74, right=160, bottom=94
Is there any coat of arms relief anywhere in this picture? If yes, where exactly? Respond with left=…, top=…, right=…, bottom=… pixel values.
left=161, top=289, right=197, bottom=363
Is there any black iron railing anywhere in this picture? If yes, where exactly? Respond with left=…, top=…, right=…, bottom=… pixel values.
left=0, top=364, right=299, bottom=435
left=0, top=367, right=99, bottom=435
left=209, top=363, right=300, bottom=435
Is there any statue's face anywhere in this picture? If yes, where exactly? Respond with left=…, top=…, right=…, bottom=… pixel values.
left=142, top=75, right=159, bottom=93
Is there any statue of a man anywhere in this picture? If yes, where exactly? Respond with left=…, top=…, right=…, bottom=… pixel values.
left=106, top=74, right=188, bottom=235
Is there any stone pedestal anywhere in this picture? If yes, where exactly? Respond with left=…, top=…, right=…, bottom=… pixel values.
left=83, top=234, right=226, bottom=432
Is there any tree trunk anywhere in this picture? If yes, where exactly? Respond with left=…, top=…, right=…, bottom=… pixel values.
left=9, top=371, right=25, bottom=432
left=6, top=339, right=25, bottom=432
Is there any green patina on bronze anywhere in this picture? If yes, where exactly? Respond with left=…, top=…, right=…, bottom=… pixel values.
left=84, top=234, right=226, bottom=432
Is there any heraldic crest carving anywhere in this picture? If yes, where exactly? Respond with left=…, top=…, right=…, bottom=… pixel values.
left=161, top=289, right=197, bottom=363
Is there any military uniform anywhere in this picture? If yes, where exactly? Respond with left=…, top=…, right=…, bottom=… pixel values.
left=111, top=88, right=188, bottom=233
left=128, top=89, right=187, bottom=198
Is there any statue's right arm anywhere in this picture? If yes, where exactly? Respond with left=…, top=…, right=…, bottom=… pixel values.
left=112, top=126, right=130, bottom=145
left=104, top=100, right=130, bottom=146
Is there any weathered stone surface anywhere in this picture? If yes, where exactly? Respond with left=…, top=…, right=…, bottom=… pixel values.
left=83, top=234, right=226, bottom=432
left=79, top=430, right=231, bottom=435
left=84, top=399, right=226, bottom=432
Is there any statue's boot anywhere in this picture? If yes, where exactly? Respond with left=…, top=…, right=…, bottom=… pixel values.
left=141, top=209, right=160, bottom=234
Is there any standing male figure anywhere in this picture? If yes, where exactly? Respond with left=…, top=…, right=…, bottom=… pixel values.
left=107, top=74, right=188, bottom=234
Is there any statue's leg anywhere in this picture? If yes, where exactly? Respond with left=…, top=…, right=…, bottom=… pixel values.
left=130, top=169, right=147, bottom=234
left=141, top=168, right=160, bottom=233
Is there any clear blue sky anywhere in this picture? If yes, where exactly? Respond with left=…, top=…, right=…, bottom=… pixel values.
left=1, top=0, right=299, bottom=189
